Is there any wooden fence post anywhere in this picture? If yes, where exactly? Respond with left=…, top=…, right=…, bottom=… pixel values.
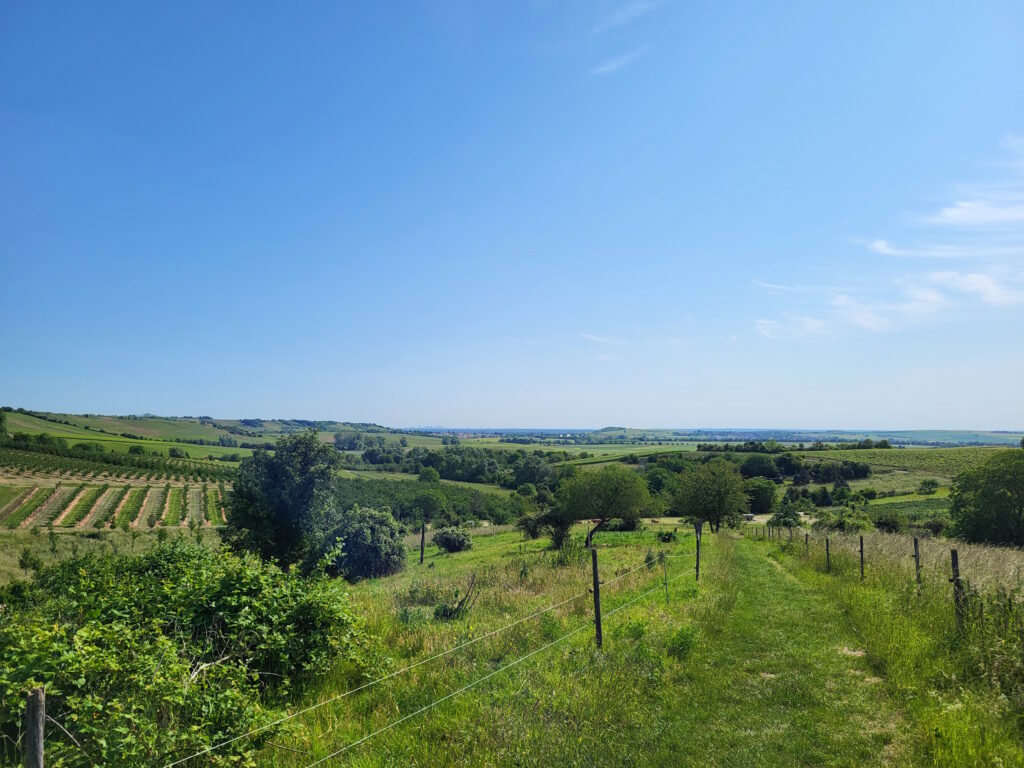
left=663, top=556, right=668, bottom=605
left=913, top=537, right=921, bottom=585
left=695, top=529, right=701, bottom=583
left=24, top=687, right=44, bottom=768
left=859, top=535, right=865, bottom=581
left=591, top=547, right=603, bottom=648
left=951, top=548, right=965, bottom=633
left=805, top=532, right=809, bottom=553
left=826, top=537, right=831, bottom=573
left=419, top=521, right=426, bottom=565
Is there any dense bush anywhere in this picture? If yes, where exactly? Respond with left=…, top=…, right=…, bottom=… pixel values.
left=951, top=450, right=1024, bottom=545
left=433, top=526, right=473, bottom=553
left=0, top=540, right=373, bottom=767
left=326, top=505, right=407, bottom=580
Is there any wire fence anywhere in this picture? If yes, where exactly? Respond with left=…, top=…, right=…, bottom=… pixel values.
left=151, top=545, right=695, bottom=768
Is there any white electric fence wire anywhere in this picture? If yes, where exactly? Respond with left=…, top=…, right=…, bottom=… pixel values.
left=301, top=569, right=689, bottom=766
left=162, top=554, right=654, bottom=767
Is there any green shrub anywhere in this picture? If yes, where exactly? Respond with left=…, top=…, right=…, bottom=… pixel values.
left=326, top=505, right=406, bottom=580
left=433, top=526, right=473, bottom=553
left=0, top=540, right=373, bottom=767
left=666, top=625, right=697, bottom=660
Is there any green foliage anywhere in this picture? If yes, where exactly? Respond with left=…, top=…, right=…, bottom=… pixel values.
left=666, top=625, right=697, bottom=661
left=551, top=465, right=649, bottom=547
left=951, top=450, right=1024, bottom=545
left=0, top=540, right=371, bottom=767
left=743, top=477, right=777, bottom=516
left=768, top=505, right=802, bottom=529
left=225, top=431, right=341, bottom=570
left=418, top=466, right=440, bottom=483
left=918, top=478, right=939, bottom=495
left=811, top=506, right=873, bottom=533
left=739, top=454, right=777, bottom=479
left=433, top=526, right=473, bottom=553
left=671, top=459, right=748, bottom=532
left=325, top=505, right=406, bottom=580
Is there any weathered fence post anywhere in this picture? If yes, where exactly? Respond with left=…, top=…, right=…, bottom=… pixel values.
left=789, top=526, right=793, bottom=542
left=951, top=548, right=965, bottom=633
left=913, top=537, right=921, bottom=585
left=24, top=687, right=44, bottom=768
left=859, top=535, right=865, bottom=581
left=695, top=528, right=701, bottom=583
left=805, top=532, right=809, bottom=553
left=663, top=556, right=669, bottom=605
left=419, top=521, right=426, bottom=565
left=826, top=537, right=831, bottom=572
left=591, top=547, right=603, bottom=648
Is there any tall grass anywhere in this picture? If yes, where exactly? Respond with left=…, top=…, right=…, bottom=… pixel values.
left=760, top=526, right=1024, bottom=766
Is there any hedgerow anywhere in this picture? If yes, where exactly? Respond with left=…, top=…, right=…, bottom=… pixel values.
left=0, top=540, right=379, bottom=766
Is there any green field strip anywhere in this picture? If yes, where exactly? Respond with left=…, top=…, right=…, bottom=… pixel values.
left=188, top=487, right=203, bottom=525
left=84, top=487, right=126, bottom=528
left=143, top=485, right=169, bottom=527
left=202, top=484, right=222, bottom=525
left=0, top=485, right=35, bottom=523
left=31, top=485, right=81, bottom=528
left=162, top=487, right=184, bottom=526
left=58, top=484, right=109, bottom=527
left=110, top=486, right=146, bottom=529
left=3, top=486, right=56, bottom=529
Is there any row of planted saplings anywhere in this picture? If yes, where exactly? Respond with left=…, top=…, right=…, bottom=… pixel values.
left=0, top=481, right=227, bottom=530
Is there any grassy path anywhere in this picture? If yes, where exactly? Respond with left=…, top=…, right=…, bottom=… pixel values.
left=254, top=530, right=909, bottom=767
left=655, top=533, right=907, bottom=766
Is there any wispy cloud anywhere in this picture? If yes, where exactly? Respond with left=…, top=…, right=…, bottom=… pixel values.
left=866, top=238, right=1024, bottom=259
left=592, top=46, right=647, bottom=75
left=930, top=271, right=1024, bottom=306
left=593, top=1, right=661, bottom=33
left=580, top=333, right=625, bottom=345
left=923, top=198, right=1024, bottom=227
left=754, top=316, right=827, bottom=339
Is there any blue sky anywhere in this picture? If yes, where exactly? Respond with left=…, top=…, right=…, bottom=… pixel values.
left=2, top=1, right=1023, bottom=429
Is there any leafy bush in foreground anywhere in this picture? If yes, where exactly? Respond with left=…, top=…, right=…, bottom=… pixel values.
left=0, top=540, right=374, bottom=767
left=432, top=526, right=473, bottom=553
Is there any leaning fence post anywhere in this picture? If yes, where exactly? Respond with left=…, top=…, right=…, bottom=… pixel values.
left=859, top=535, right=865, bottom=581
left=24, top=687, right=44, bottom=768
left=913, top=537, right=921, bottom=585
left=591, top=547, right=603, bottom=648
left=826, top=537, right=831, bottom=572
left=951, top=548, right=965, bottom=633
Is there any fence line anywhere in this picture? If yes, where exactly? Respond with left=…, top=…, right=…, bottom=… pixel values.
left=300, top=568, right=690, bottom=767
left=161, top=550, right=667, bottom=767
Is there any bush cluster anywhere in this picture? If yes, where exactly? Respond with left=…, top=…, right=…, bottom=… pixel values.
left=0, top=540, right=373, bottom=767
left=432, top=526, right=473, bottom=553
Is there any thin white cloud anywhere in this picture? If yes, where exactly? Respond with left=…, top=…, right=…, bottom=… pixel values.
left=867, top=238, right=1024, bottom=259
left=754, top=315, right=827, bottom=339
left=593, top=1, right=661, bottom=33
left=580, top=333, right=625, bottom=345
left=930, top=271, right=1024, bottom=306
left=592, top=46, right=647, bottom=75
left=924, top=199, right=1024, bottom=227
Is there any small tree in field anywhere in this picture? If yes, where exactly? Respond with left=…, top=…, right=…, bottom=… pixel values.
left=744, top=477, right=777, bottom=517
left=951, top=451, right=1024, bottom=546
left=551, top=465, right=649, bottom=548
left=224, top=431, right=340, bottom=571
left=671, top=459, right=748, bottom=535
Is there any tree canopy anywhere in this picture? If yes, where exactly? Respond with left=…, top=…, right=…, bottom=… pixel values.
left=951, top=450, right=1024, bottom=546
left=744, top=477, right=778, bottom=517
left=671, top=459, right=748, bottom=533
left=224, top=431, right=341, bottom=570
left=551, top=464, right=649, bottom=547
